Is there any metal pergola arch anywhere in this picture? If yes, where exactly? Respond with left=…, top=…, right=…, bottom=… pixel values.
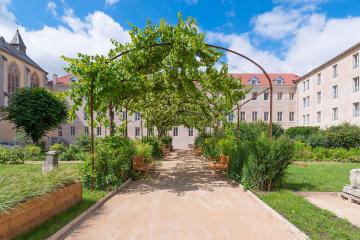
left=87, top=42, right=274, bottom=190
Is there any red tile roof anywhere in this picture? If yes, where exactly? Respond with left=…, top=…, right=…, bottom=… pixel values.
left=54, top=74, right=73, bottom=85
left=230, top=73, right=299, bottom=86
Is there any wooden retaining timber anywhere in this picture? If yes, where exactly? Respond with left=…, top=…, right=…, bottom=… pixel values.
left=0, top=182, right=82, bottom=240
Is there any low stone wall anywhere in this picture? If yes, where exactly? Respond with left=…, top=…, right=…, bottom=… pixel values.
left=0, top=182, right=82, bottom=240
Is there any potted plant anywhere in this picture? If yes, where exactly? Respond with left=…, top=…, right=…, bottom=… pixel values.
left=160, top=136, right=172, bottom=155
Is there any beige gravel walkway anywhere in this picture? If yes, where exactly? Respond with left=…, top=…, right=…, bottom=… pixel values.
left=66, top=150, right=306, bottom=240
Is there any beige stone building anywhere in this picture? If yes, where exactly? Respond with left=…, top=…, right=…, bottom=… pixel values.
left=296, top=42, right=360, bottom=128
left=0, top=30, right=47, bottom=142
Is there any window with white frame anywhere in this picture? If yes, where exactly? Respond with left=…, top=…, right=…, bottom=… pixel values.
left=97, top=126, right=102, bottom=136
left=84, top=112, right=87, bottom=120
left=173, top=127, right=178, bottom=136
left=264, top=92, right=269, bottom=100
left=353, top=102, right=360, bottom=117
left=122, top=111, right=127, bottom=120
left=252, top=111, right=258, bottom=122
left=332, top=107, right=338, bottom=121
left=306, top=96, right=310, bottom=107
left=240, top=112, right=246, bottom=121
left=135, top=127, right=140, bottom=136
left=303, top=98, right=306, bottom=108
left=277, top=112, right=283, bottom=121
left=317, top=73, right=321, bottom=85
left=332, top=85, right=338, bottom=98
left=277, top=92, right=283, bottom=100
left=240, top=95, right=246, bottom=100
left=275, top=77, right=284, bottom=85
left=303, top=81, right=306, bottom=92
left=317, top=91, right=321, bottom=104
left=188, top=128, right=194, bottom=136
left=252, top=92, right=257, bottom=100
left=306, top=79, right=310, bottom=90
left=264, top=112, right=269, bottom=122
left=303, top=115, right=306, bottom=125
left=317, top=111, right=321, bottom=123
left=249, top=77, right=259, bottom=85
left=70, top=126, right=75, bottom=136
left=135, top=112, right=141, bottom=121
left=227, top=113, right=234, bottom=122
left=306, top=114, right=310, bottom=124
left=84, top=126, right=89, bottom=135
left=353, top=53, right=359, bottom=69
left=58, top=126, right=62, bottom=137
left=289, top=92, right=295, bottom=100
left=332, top=64, right=338, bottom=78
left=289, top=112, right=295, bottom=121
left=353, top=77, right=359, bottom=92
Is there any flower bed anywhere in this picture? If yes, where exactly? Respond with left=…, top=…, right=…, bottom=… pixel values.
left=0, top=182, right=82, bottom=239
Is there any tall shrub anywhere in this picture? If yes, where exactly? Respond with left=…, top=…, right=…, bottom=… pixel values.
left=325, top=123, right=360, bottom=149
left=241, top=135, right=294, bottom=191
left=143, top=137, right=162, bottom=159
left=82, top=136, right=136, bottom=190
left=285, top=126, right=320, bottom=139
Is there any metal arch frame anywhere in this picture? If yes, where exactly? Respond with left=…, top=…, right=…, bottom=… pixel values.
left=88, top=42, right=273, bottom=190
left=109, top=42, right=273, bottom=138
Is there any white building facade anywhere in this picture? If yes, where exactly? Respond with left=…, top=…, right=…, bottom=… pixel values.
left=296, top=42, right=360, bottom=128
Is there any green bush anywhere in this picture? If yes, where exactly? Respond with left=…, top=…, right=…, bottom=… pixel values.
left=74, top=134, right=91, bottom=152
left=0, top=147, right=24, bottom=164
left=194, top=131, right=210, bottom=148
left=160, top=136, right=173, bottom=149
left=292, top=141, right=313, bottom=161
left=306, top=132, right=328, bottom=147
left=285, top=126, right=320, bottom=139
left=203, top=136, right=220, bottom=158
left=143, top=137, right=162, bottom=159
left=325, top=123, right=360, bottom=149
left=49, top=143, right=66, bottom=152
left=241, top=135, right=294, bottom=191
left=59, top=145, right=87, bottom=161
left=23, top=145, right=43, bottom=161
left=135, top=142, right=153, bottom=158
left=233, top=122, right=284, bottom=142
left=82, top=136, right=136, bottom=190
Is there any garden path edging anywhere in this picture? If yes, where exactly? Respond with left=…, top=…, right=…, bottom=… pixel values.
left=236, top=183, right=309, bottom=240
left=47, top=178, right=132, bottom=240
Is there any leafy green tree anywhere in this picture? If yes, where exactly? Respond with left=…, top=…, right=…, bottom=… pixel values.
left=0, top=87, right=67, bottom=144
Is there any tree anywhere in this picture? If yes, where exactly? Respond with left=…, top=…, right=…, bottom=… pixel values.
left=0, top=87, right=67, bottom=144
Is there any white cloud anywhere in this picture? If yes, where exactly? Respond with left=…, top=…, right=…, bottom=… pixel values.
left=105, top=0, right=119, bottom=6
left=207, top=12, right=360, bottom=75
left=0, top=1, right=130, bottom=76
left=252, top=6, right=303, bottom=40
left=46, top=1, right=57, bottom=17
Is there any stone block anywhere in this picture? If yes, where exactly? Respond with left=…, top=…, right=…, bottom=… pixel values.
left=42, top=150, right=59, bottom=173
left=350, top=169, right=360, bottom=189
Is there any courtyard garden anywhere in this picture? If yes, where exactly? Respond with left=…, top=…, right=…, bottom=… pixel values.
left=0, top=14, right=359, bottom=239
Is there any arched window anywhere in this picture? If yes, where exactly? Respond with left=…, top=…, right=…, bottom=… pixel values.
left=8, top=62, right=20, bottom=96
left=30, top=72, right=40, bottom=88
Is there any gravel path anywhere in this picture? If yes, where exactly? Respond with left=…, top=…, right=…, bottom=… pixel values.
left=66, top=151, right=306, bottom=240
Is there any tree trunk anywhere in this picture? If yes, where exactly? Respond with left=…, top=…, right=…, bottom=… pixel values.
left=109, top=103, right=115, bottom=136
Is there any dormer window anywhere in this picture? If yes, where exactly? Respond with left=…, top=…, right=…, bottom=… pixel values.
left=249, top=77, right=259, bottom=85
left=274, top=77, right=284, bottom=85
left=70, top=76, right=78, bottom=83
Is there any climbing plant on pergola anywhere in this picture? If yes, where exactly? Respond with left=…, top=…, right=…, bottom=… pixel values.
left=62, top=14, right=273, bottom=190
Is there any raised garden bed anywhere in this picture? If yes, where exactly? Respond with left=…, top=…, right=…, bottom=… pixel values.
left=0, top=182, right=82, bottom=239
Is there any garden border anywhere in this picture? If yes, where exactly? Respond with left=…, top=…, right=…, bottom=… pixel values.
left=48, top=178, right=132, bottom=240
left=236, top=183, right=309, bottom=240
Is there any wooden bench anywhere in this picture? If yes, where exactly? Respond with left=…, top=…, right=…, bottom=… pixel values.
left=133, top=155, right=154, bottom=176
left=208, top=155, right=229, bottom=173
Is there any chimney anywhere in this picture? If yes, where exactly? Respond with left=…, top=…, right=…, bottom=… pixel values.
left=52, top=74, right=58, bottom=85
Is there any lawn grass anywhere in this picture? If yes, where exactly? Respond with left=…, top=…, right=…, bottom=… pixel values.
left=0, top=163, right=107, bottom=239
left=260, top=191, right=360, bottom=240
left=283, top=162, right=360, bottom=192
left=259, top=162, right=360, bottom=240
left=15, top=189, right=107, bottom=240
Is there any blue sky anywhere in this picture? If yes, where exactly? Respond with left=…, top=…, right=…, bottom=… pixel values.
left=1, top=0, right=360, bottom=75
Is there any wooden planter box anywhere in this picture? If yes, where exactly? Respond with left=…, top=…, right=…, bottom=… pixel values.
left=0, top=182, right=82, bottom=240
